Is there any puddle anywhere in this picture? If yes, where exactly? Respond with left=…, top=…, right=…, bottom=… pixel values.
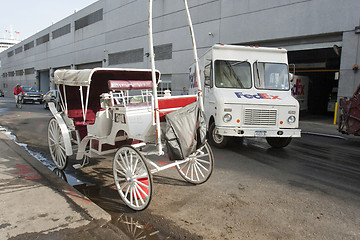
left=113, top=214, right=172, bottom=240
left=0, top=125, right=172, bottom=240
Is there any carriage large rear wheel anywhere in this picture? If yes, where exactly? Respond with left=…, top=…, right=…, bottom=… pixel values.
left=48, top=118, right=68, bottom=170
left=113, top=146, right=152, bottom=211
left=176, top=142, right=214, bottom=184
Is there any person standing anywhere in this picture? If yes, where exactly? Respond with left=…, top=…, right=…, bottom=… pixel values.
left=181, top=87, right=188, bottom=95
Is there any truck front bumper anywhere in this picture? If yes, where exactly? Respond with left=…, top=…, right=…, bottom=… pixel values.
left=216, top=126, right=301, bottom=138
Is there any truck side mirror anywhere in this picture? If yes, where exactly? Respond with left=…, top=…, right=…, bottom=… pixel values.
left=289, top=73, right=294, bottom=82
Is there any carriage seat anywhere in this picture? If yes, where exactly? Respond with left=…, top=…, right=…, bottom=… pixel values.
left=67, top=109, right=96, bottom=126
left=157, top=95, right=197, bottom=121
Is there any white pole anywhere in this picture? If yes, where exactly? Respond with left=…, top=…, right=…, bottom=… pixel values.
left=183, top=0, right=204, bottom=112
left=148, top=0, right=163, bottom=155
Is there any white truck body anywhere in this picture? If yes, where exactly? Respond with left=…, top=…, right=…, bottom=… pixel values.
left=189, top=44, right=301, bottom=148
left=290, top=74, right=309, bottom=111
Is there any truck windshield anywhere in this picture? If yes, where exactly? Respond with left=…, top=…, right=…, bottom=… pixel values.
left=215, top=60, right=251, bottom=89
left=254, top=62, right=289, bottom=90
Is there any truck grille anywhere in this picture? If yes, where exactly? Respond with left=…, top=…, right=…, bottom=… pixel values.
left=244, top=109, right=277, bottom=125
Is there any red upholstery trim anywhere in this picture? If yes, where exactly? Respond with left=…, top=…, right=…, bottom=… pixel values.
left=157, top=96, right=197, bottom=121
left=158, top=96, right=197, bottom=109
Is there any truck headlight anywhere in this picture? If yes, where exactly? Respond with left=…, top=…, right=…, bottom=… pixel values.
left=223, top=113, right=232, bottom=123
left=287, top=115, right=296, bottom=124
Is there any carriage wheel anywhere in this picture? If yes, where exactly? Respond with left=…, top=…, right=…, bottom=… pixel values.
left=113, top=146, right=152, bottom=211
left=176, top=142, right=214, bottom=184
left=48, top=118, right=68, bottom=170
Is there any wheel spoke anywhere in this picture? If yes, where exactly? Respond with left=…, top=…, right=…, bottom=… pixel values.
left=194, top=161, right=205, bottom=178
left=124, top=151, right=131, bottom=171
left=132, top=159, right=139, bottom=175
left=115, top=168, right=127, bottom=177
left=115, top=158, right=128, bottom=173
left=133, top=187, right=140, bottom=207
left=120, top=152, right=129, bottom=170
left=119, top=181, right=129, bottom=191
left=135, top=184, right=145, bottom=205
left=196, top=160, right=209, bottom=173
left=124, top=184, right=131, bottom=199
left=115, top=176, right=126, bottom=182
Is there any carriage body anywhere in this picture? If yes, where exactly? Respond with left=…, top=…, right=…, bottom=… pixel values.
left=49, top=68, right=200, bottom=161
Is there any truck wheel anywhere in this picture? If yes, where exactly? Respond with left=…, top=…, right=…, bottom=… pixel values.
left=208, top=122, right=228, bottom=148
left=266, top=137, right=292, bottom=148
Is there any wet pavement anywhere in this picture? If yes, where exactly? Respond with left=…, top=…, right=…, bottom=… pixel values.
left=1, top=98, right=360, bottom=239
left=0, top=124, right=172, bottom=240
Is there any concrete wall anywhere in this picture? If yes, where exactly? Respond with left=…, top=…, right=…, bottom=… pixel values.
left=1, top=0, right=360, bottom=97
left=338, top=31, right=360, bottom=99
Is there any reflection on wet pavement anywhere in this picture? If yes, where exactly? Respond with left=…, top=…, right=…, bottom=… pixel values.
left=113, top=214, right=172, bottom=240
left=1, top=125, right=172, bottom=240
left=54, top=167, right=172, bottom=240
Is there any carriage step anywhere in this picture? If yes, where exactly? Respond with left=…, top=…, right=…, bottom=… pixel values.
left=72, top=164, right=83, bottom=169
left=73, top=155, right=89, bottom=169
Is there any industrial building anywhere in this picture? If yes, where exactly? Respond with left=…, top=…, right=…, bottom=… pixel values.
left=1, top=0, right=360, bottom=114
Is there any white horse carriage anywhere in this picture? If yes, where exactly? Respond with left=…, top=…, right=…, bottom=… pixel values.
left=47, top=0, right=214, bottom=211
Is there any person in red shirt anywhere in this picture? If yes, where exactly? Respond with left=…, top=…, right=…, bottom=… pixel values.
left=14, top=84, right=24, bottom=104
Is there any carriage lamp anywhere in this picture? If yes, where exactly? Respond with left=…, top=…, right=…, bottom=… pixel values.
left=115, top=113, right=126, bottom=123
left=223, top=113, right=232, bottom=122
left=287, top=115, right=296, bottom=124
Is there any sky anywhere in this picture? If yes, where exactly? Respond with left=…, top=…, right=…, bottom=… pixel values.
left=1, top=0, right=99, bottom=40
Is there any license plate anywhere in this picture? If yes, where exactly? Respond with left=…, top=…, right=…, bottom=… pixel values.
left=255, top=131, right=267, bottom=136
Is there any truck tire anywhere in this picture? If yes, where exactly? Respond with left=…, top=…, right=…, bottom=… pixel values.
left=266, top=137, right=292, bottom=148
left=208, top=122, right=228, bottom=148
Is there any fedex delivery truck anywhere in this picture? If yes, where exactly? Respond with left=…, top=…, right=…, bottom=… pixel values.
left=290, top=74, right=309, bottom=111
left=189, top=44, right=301, bottom=148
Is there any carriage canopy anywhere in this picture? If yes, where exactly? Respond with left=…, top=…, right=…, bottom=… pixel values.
left=54, top=68, right=160, bottom=87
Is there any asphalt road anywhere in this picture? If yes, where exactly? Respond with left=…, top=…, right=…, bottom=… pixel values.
left=0, top=97, right=360, bottom=240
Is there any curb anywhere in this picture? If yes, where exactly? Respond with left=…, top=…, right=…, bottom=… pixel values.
left=0, top=131, right=111, bottom=222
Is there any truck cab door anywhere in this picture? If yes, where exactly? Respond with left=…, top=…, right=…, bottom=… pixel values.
left=204, top=61, right=215, bottom=116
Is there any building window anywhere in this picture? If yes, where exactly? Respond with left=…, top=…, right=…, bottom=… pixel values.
left=7, top=51, right=14, bottom=57
left=109, top=48, right=144, bottom=65
left=15, top=46, right=23, bottom=54
left=8, top=71, right=15, bottom=77
left=154, top=44, right=172, bottom=61
left=24, top=41, right=34, bottom=51
left=25, top=68, right=35, bottom=75
left=52, top=24, right=71, bottom=39
left=16, top=70, right=24, bottom=76
left=157, top=81, right=172, bottom=96
left=75, top=9, right=103, bottom=31
left=36, top=34, right=50, bottom=46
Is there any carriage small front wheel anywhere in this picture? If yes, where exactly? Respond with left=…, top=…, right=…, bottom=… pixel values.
left=113, top=146, right=152, bottom=211
left=176, top=142, right=214, bottom=184
left=48, top=118, right=68, bottom=170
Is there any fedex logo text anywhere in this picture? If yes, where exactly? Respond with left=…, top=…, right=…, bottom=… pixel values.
left=235, top=92, right=281, bottom=100
left=291, top=79, right=305, bottom=96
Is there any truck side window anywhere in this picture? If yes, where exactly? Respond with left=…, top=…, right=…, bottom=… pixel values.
left=214, top=60, right=251, bottom=89
left=204, top=63, right=213, bottom=88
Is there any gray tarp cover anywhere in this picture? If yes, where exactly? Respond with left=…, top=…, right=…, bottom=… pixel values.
left=165, top=101, right=206, bottom=160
